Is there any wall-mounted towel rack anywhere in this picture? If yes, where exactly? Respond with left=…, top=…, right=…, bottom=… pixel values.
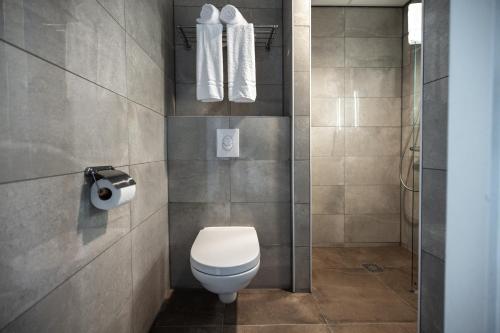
left=176, top=25, right=279, bottom=50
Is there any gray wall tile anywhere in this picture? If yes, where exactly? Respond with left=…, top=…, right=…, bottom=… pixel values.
left=294, top=26, right=311, bottom=72
left=230, top=117, right=290, bottom=161
left=126, top=35, right=165, bottom=114
left=312, top=7, right=345, bottom=37
left=312, top=98, right=345, bottom=127
left=230, top=85, right=283, bottom=116
left=422, top=78, right=448, bottom=170
left=128, top=102, right=167, bottom=165
left=420, top=251, right=444, bottom=333
left=311, top=7, right=402, bottom=248
left=125, top=0, right=168, bottom=70
left=132, top=207, right=169, bottom=333
left=312, top=214, right=344, bottom=245
left=0, top=0, right=173, bottom=330
left=345, top=68, right=401, bottom=98
left=312, top=157, right=345, bottom=186
left=293, top=0, right=311, bottom=26
left=256, top=47, right=283, bottom=85
left=2, top=235, right=133, bottom=333
left=294, top=116, right=311, bottom=160
left=230, top=203, right=291, bottom=246
left=249, top=246, right=291, bottom=289
left=167, top=117, right=229, bottom=161
left=2, top=0, right=127, bottom=95
left=345, top=185, right=400, bottom=214
left=295, top=246, right=311, bottom=292
left=294, top=71, right=311, bottom=116
left=345, top=156, right=399, bottom=185
left=423, top=0, right=449, bottom=83
left=345, top=214, right=400, bottom=243
left=98, top=0, right=125, bottom=27
left=311, top=127, right=344, bottom=157
left=130, top=161, right=168, bottom=228
left=312, top=186, right=345, bottom=215
left=421, top=169, right=446, bottom=260
left=175, top=84, right=229, bottom=116
left=294, top=160, right=311, bottom=204
left=345, top=37, right=402, bottom=68
left=345, top=7, right=402, bottom=37
left=230, top=161, right=290, bottom=203
left=0, top=172, right=130, bottom=328
left=169, top=160, right=230, bottom=203
left=312, top=68, right=345, bottom=98
left=344, top=98, right=401, bottom=127
left=345, top=127, right=400, bottom=157
left=295, top=204, right=311, bottom=247
left=312, top=37, right=345, bottom=68
left=0, top=42, right=129, bottom=183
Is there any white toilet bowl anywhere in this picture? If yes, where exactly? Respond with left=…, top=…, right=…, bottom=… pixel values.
left=190, top=226, right=260, bottom=303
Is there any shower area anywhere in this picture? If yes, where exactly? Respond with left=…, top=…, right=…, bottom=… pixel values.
left=310, top=2, right=422, bottom=318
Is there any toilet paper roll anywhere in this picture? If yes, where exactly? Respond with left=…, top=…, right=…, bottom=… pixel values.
left=90, top=179, right=136, bottom=210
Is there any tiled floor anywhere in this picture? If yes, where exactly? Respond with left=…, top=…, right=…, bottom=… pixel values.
left=151, top=247, right=418, bottom=332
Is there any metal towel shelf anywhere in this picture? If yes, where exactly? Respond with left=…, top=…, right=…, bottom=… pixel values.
left=176, top=25, right=279, bottom=50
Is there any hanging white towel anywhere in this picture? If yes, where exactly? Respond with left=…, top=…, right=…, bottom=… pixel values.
left=196, top=6, right=224, bottom=102
left=222, top=5, right=256, bottom=103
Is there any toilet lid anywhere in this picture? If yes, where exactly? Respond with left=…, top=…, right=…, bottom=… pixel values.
left=190, top=227, right=260, bottom=276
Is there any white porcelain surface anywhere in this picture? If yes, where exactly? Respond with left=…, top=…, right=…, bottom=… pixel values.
left=190, top=226, right=260, bottom=303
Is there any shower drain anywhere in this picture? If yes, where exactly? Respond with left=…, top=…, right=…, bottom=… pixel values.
left=362, top=263, right=384, bottom=272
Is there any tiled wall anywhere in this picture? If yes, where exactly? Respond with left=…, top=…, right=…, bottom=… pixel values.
left=288, top=0, right=313, bottom=292
left=420, top=0, right=449, bottom=332
left=167, top=117, right=291, bottom=289
left=173, top=0, right=283, bottom=116
left=401, top=3, right=422, bottom=254
left=0, top=1, right=174, bottom=332
left=311, top=7, right=402, bottom=246
left=168, top=0, right=293, bottom=290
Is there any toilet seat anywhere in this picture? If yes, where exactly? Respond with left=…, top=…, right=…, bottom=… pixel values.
left=190, top=227, right=260, bottom=276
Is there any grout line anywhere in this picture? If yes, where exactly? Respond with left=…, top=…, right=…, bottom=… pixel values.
left=0, top=38, right=165, bottom=119
left=0, top=160, right=167, bottom=187
left=0, top=233, right=131, bottom=331
left=422, top=75, right=449, bottom=85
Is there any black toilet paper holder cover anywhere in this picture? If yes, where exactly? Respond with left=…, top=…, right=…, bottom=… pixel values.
left=84, top=166, right=136, bottom=189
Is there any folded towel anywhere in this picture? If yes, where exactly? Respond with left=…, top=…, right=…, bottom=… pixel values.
left=197, top=4, right=221, bottom=24
left=220, top=4, right=247, bottom=25
left=196, top=23, right=224, bottom=102
left=226, top=23, right=256, bottom=103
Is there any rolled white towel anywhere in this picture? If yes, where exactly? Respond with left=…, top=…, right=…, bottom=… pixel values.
left=220, top=4, right=247, bottom=25
left=197, top=4, right=221, bottom=24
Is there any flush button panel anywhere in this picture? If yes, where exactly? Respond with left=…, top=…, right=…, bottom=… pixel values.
left=217, top=129, right=239, bottom=158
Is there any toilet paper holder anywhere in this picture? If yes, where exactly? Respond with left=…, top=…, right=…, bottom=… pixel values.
left=85, top=166, right=137, bottom=210
left=84, top=166, right=136, bottom=190
left=84, top=165, right=136, bottom=197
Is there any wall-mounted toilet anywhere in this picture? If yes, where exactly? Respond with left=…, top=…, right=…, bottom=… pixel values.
left=190, top=226, right=260, bottom=303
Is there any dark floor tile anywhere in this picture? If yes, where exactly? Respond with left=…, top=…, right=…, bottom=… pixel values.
left=335, top=247, right=412, bottom=269
left=312, top=247, right=347, bottom=269
left=224, top=290, right=325, bottom=325
left=223, top=324, right=332, bottom=333
left=331, top=323, right=416, bottom=333
left=153, top=290, right=225, bottom=327
left=312, top=269, right=416, bottom=323
left=151, top=327, right=222, bottom=333
left=373, top=268, right=418, bottom=309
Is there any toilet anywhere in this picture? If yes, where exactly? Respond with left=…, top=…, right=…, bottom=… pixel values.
left=190, top=226, right=260, bottom=303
